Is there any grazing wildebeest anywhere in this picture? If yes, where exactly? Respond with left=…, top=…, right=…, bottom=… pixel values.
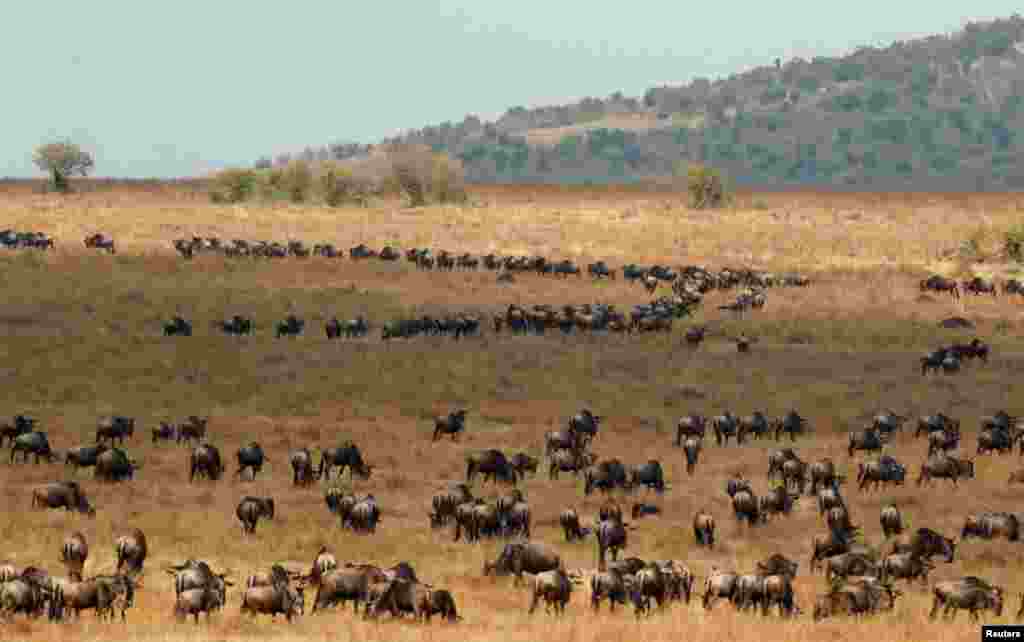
left=466, top=449, right=518, bottom=485
left=628, top=564, right=671, bottom=617
left=311, top=566, right=372, bottom=613
left=595, top=518, right=629, bottom=571
left=32, top=481, right=95, bottom=516
left=559, top=508, right=590, bottom=542
left=235, top=442, right=265, bottom=481
left=0, top=414, right=35, bottom=447
left=510, top=452, right=539, bottom=478
left=548, top=449, right=592, bottom=480
left=848, top=428, right=884, bottom=457
left=760, top=486, right=798, bottom=521
left=675, top=414, right=707, bottom=444
left=151, top=422, right=176, bottom=444
left=858, top=456, right=906, bottom=491
left=94, top=447, right=140, bottom=482
left=289, top=448, right=315, bottom=486
left=809, top=458, right=840, bottom=493
left=166, top=559, right=232, bottom=607
left=240, top=583, right=305, bottom=622
left=963, top=276, right=997, bottom=297
left=484, top=541, right=562, bottom=587
left=880, top=553, right=933, bottom=585
left=774, top=410, right=807, bottom=441
left=10, top=431, right=57, bottom=464
left=96, top=416, right=135, bottom=445
left=544, top=428, right=584, bottom=456
left=731, top=490, right=760, bottom=526
left=349, top=495, right=381, bottom=534
left=918, top=454, right=973, bottom=486
left=702, top=568, right=738, bottom=610
left=977, top=427, right=1015, bottom=455
left=236, top=496, right=275, bottom=535
left=810, top=529, right=856, bottom=572
left=726, top=475, right=753, bottom=498
left=817, top=486, right=846, bottom=514
left=65, top=444, right=110, bottom=473
left=824, top=552, right=879, bottom=583
left=927, top=427, right=961, bottom=457
left=84, top=233, right=116, bottom=253
left=890, top=528, right=956, bottom=563
left=629, top=460, right=666, bottom=493
left=711, top=412, right=741, bottom=446
left=569, top=409, right=601, bottom=444
left=880, top=504, right=903, bottom=538
left=190, top=444, right=224, bottom=482
left=432, top=409, right=467, bottom=442
left=813, top=581, right=899, bottom=620
left=365, top=578, right=432, bottom=620
left=767, top=448, right=799, bottom=481
left=872, top=410, right=905, bottom=435
left=175, top=416, right=209, bottom=445
left=61, top=532, right=89, bottom=581
left=590, top=568, right=628, bottom=612
left=114, top=529, right=148, bottom=576
left=962, top=512, right=1020, bottom=541
left=584, top=459, right=629, bottom=495
left=683, top=437, right=702, bottom=475
left=930, top=578, right=1003, bottom=621
left=174, top=587, right=223, bottom=623
left=528, top=569, right=574, bottom=616
left=318, top=442, right=373, bottom=481
left=693, top=509, right=715, bottom=547
left=920, top=274, right=960, bottom=300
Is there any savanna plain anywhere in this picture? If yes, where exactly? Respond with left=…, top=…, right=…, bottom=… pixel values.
left=2, top=183, right=1024, bottom=642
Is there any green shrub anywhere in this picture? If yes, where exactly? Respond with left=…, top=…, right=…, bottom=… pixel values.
left=685, top=164, right=729, bottom=209
left=209, top=168, right=257, bottom=203
left=1005, top=225, right=1024, bottom=262
left=320, top=162, right=371, bottom=207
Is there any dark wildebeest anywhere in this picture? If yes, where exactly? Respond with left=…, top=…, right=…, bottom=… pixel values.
left=880, top=553, right=933, bottom=585
left=817, top=486, right=846, bottom=515
left=31, top=481, right=95, bottom=517
left=560, top=508, right=590, bottom=542
left=694, top=509, right=715, bottom=547
left=84, top=233, right=116, bottom=253
left=590, top=568, right=628, bottom=612
left=702, top=568, right=739, bottom=610
left=96, top=416, right=135, bottom=446
left=629, top=460, right=666, bottom=493
left=94, top=448, right=140, bottom=482
left=528, top=569, right=574, bottom=616
left=726, top=475, right=753, bottom=498
left=510, top=453, right=539, bottom=478
left=711, top=412, right=741, bottom=446
left=872, top=410, right=905, bottom=436
left=584, top=459, right=629, bottom=495
left=569, top=409, right=601, bottom=444
left=767, top=448, right=798, bottom=481
left=890, top=528, right=956, bottom=563
left=318, top=442, right=373, bottom=481
left=175, top=416, right=209, bottom=446
left=915, top=413, right=958, bottom=438
left=240, top=583, right=305, bottom=622
left=466, top=449, right=518, bottom=485
left=825, top=552, right=879, bottom=583
left=548, top=449, right=593, bottom=480
left=236, top=496, right=275, bottom=535
left=166, top=559, right=232, bottom=608
left=235, top=442, right=265, bottom=481
left=365, top=578, right=432, bottom=620
left=274, top=315, right=305, bottom=338
left=163, top=316, right=192, bottom=336
left=595, top=518, right=628, bottom=571
left=858, top=456, right=906, bottom=491
left=152, top=422, right=176, bottom=444
left=781, top=457, right=809, bottom=494
left=920, top=275, right=960, bottom=299
left=10, top=431, right=57, bottom=464
left=430, top=483, right=473, bottom=527
left=848, top=428, right=884, bottom=457
left=0, top=414, right=35, bottom=447
left=675, top=414, right=707, bottom=444
left=732, top=490, right=760, bottom=526
left=349, top=495, right=381, bottom=534
left=433, top=410, right=467, bottom=442
left=930, top=578, right=1003, bottom=621
left=739, top=411, right=771, bottom=441
left=927, top=427, right=961, bottom=457
left=289, top=448, right=315, bottom=486
left=809, top=529, right=856, bottom=572
left=813, top=581, right=899, bottom=621
left=190, top=444, right=224, bottom=482
left=629, top=564, right=670, bottom=617
left=311, top=566, right=372, bottom=613
left=484, top=542, right=563, bottom=587
left=809, top=458, right=840, bottom=494
left=174, top=587, right=223, bottom=623
left=65, top=444, right=110, bottom=473
left=880, top=504, right=903, bottom=538
left=114, top=529, right=148, bottom=576
left=61, top=532, right=89, bottom=581
left=683, top=437, right=702, bottom=475
left=760, top=486, right=798, bottom=521
left=962, top=512, right=1020, bottom=542
left=918, top=455, right=973, bottom=486
left=774, top=410, right=807, bottom=441
left=544, top=428, right=584, bottom=456
left=977, top=427, right=1015, bottom=455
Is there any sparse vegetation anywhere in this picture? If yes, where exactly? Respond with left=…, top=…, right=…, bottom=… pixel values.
left=32, top=139, right=95, bottom=193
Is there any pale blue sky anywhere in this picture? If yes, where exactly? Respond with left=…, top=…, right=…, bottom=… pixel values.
left=2, top=2, right=1018, bottom=177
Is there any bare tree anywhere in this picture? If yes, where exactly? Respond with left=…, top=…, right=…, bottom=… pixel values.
left=33, top=139, right=94, bottom=193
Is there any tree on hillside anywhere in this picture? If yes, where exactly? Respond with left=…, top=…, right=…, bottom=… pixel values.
left=33, top=139, right=94, bottom=193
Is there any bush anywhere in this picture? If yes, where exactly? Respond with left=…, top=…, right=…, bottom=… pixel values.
left=388, top=145, right=466, bottom=207
left=1005, top=225, right=1024, bottom=262
left=209, top=168, right=258, bottom=203
left=281, top=160, right=313, bottom=203
left=685, top=164, right=729, bottom=209
left=320, top=162, right=371, bottom=207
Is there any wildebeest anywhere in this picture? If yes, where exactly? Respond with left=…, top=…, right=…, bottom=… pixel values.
left=675, top=414, right=707, bottom=444
left=365, top=577, right=431, bottom=620
left=890, top=528, right=956, bottom=563
left=240, top=583, right=305, bottom=622
left=731, top=489, right=760, bottom=526
left=289, top=448, right=315, bottom=486
left=595, top=517, right=628, bottom=571
left=510, top=452, right=539, bottom=478
left=702, top=568, right=738, bottom=610
left=569, top=409, right=601, bottom=444
left=584, top=458, right=628, bottom=495
left=872, top=410, right=905, bottom=435
left=466, top=449, right=518, bottom=485
left=165, top=559, right=232, bottom=606
left=96, top=416, right=135, bottom=445
left=114, top=529, right=148, bottom=576
left=880, top=504, right=903, bottom=538
left=813, top=580, right=899, bottom=620
left=84, top=233, right=116, bottom=253
left=175, top=416, right=209, bottom=445
left=825, top=552, right=879, bottom=583
left=527, top=568, right=574, bottom=616
left=31, top=481, right=95, bottom=516
left=61, top=532, right=89, bottom=581
left=275, top=315, right=304, bottom=338
left=190, top=444, right=224, bottom=482
left=559, top=508, right=590, bottom=542
left=739, top=411, right=771, bottom=440
left=808, top=458, right=840, bottom=493
left=848, top=428, right=884, bottom=457
left=767, top=448, right=799, bottom=481
left=726, top=475, right=753, bottom=498
left=930, top=578, right=1003, bottom=621
left=94, top=447, right=140, bottom=482
left=235, top=442, right=265, bottom=481
left=628, top=564, right=671, bottom=617
left=151, top=422, right=176, bottom=444
left=349, top=495, right=381, bottom=534
left=817, top=486, right=846, bottom=514
left=544, top=428, right=584, bottom=456
left=774, top=410, right=807, bottom=441
left=977, top=427, right=1015, bottom=455
left=590, top=568, right=628, bottom=612
left=629, top=460, right=665, bottom=493
left=318, top=442, right=373, bottom=481
left=781, top=457, right=809, bottom=494
left=810, top=529, right=856, bottom=572
left=680, top=436, right=702, bottom=475
left=962, top=512, right=1020, bottom=541
left=711, top=412, right=741, bottom=446
left=174, top=587, right=223, bottom=623
left=880, top=552, right=933, bottom=585
left=693, top=509, right=716, bottom=547
left=220, top=315, right=254, bottom=336
left=484, top=541, right=562, bottom=586
left=548, top=449, right=593, bottom=479
left=433, top=409, right=467, bottom=442
left=920, top=274, right=960, bottom=299
left=311, top=566, right=370, bottom=613
left=927, top=427, right=961, bottom=457
left=915, top=413, right=959, bottom=438
left=10, top=431, right=56, bottom=464
left=163, top=316, right=192, bottom=336
left=65, top=444, right=110, bottom=473
left=858, top=456, right=906, bottom=491
left=760, top=486, right=798, bottom=521
left=236, top=496, right=275, bottom=534
left=0, top=414, right=35, bottom=447
left=918, top=454, right=973, bottom=486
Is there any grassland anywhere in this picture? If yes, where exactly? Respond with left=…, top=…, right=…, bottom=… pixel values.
left=0, top=182, right=1023, bottom=642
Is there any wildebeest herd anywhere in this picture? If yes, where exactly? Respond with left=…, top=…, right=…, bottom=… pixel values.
left=5, top=400, right=1024, bottom=626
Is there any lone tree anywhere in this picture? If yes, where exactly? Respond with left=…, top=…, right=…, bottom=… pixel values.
left=33, top=139, right=94, bottom=193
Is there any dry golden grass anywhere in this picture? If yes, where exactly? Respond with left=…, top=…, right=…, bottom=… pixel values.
left=1, top=183, right=1023, bottom=642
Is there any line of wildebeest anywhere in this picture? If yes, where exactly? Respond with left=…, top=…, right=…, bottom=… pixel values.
left=4, top=403, right=1024, bottom=625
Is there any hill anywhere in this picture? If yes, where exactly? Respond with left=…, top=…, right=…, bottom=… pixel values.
left=266, top=15, right=1024, bottom=190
